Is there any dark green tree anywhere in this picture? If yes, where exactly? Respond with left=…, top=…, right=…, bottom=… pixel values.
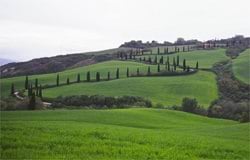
left=87, top=71, right=90, bottom=82
left=154, top=56, right=157, bottom=64
left=148, top=57, right=152, bottom=64
left=137, top=68, right=140, bottom=76
left=183, top=46, right=185, bottom=52
left=147, top=66, right=151, bottom=75
left=36, top=87, right=39, bottom=96
left=143, top=57, right=146, bottom=61
left=35, top=78, right=38, bottom=88
left=116, top=68, right=120, bottom=79
left=187, top=66, right=190, bottom=72
left=77, top=73, right=80, bottom=83
left=196, top=61, right=199, bottom=69
left=127, top=68, right=129, bottom=77
left=96, top=72, right=100, bottom=81
left=168, top=62, right=170, bottom=71
left=11, top=83, right=15, bottom=95
left=107, top=72, right=110, bottom=80
left=177, top=48, right=180, bottom=52
left=157, top=47, right=160, bottom=55
left=67, top=77, right=70, bottom=85
left=177, top=55, right=179, bottom=66
left=160, top=56, right=164, bottom=64
left=56, top=74, right=59, bottom=86
left=167, top=56, right=169, bottom=64
left=183, top=59, right=186, bottom=71
left=28, top=93, right=36, bottom=110
left=39, top=85, right=42, bottom=98
left=139, top=57, right=142, bottom=62
left=157, top=64, right=160, bottom=72
left=25, top=75, right=29, bottom=90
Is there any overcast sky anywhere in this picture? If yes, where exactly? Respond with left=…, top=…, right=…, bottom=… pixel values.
left=0, top=0, right=249, bottom=61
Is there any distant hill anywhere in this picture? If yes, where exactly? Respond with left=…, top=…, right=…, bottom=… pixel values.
left=0, top=58, right=14, bottom=66
left=0, top=48, right=130, bottom=78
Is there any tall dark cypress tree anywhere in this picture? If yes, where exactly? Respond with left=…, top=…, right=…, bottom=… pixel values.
left=107, top=72, right=110, bottom=80
left=196, top=61, right=199, bottom=69
left=157, top=47, right=160, bottom=55
left=11, top=83, right=15, bottom=95
left=143, top=57, right=146, bottom=61
left=96, top=72, right=100, bottom=81
left=127, top=68, right=129, bottom=77
left=87, top=71, right=90, bottom=82
left=157, top=64, right=160, bottom=72
left=36, top=87, right=39, bottom=96
left=116, top=68, right=119, bottom=79
left=160, top=56, right=164, bottom=64
left=30, top=84, right=33, bottom=96
left=77, top=73, right=80, bottom=83
left=35, top=78, right=38, bottom=88
left=148, top=57, right=152, bottom=64
left=154, top=56, right=157, bottom=64
left=39, top=85, right=42, bottom=98
left=56, top=74, right=59, bottom=86
left=168, top=62, right=170, bottom=71
left=137, top=68, right=140, bottom=76
left=67, top=77, right=70, bottom=85
left=177, top=55, right=179, bottom=66
left=139, top=57, right=142, bottom=62
left=25, top=75, right=29, bottom=90
left=147, top=66, right=151, bottom=75
left=28, top=93, right=36, bottom=110
left=183, top=59, right=186, bottom=71
left=187, top=66, right=190, bottom=72
left=28, top=84, right=31, bottom=97
left=173, top=57, right=176, bottom=66
left=183, top=46, right=185, bottom=52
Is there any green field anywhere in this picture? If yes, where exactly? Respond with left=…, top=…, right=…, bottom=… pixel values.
left=1, top=109, right=249, bottom=159
left=0, top=61, right=158, bottom=97
left=232, top=49, right=250, bottom=84
left=44, top=70, right=218, bottom=107
left=140, top=48, right=228, bottom=69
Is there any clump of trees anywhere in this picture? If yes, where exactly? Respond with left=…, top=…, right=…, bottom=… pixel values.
left=51, top=95, right=152, bottom=109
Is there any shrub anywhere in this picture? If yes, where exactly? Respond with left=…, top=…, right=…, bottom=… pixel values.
left=181, top=97, right=198, bottom=113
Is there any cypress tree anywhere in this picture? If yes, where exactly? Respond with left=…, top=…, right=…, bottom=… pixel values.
left=177, top=55, right=179, bottom=66
left=166, top=48, right=168, bottom=54
left=148, top=57, right=152, bottom=64
left=157, top=64, right=160, bottom=72
left=196, top=61, right=199, bottom=69
left=87, top=71, right=90, bottom=82
left=147, top=66, right=151, bottom=75
left=143, top=57, right=146, bottom=61
left=56, top=74, right=59, bottom=86
left=77, top=73, right=80, bottom=83
left=177, top=48, right=180, bottom=52
left=107, top=72, right=110, bottom=80
left=154, top=56, right=157, bottom=64
left=165, top=62, right=168, bottom=70
left=11, top=83, right=15, bottom=95
left=28, top=84, right=31, bottom=97
left=157, top=47, right=160, bottom=55
left=183, top=46, right=185, bottom=52
left=25, top=75, right=29, bottom=90
left=116, top=68, right=119, bottom=79
left=127, top=68, right=129, bottom=77
left=173, top=57, right=176, bottom=66
left=28, top=93, right=36, bottom=110
left=35, top=78, right=38, bottom=88
left=183, top=59, right=186, bottom=71
left=96, top=72, right=100, bottom=81
left=139, top=57, right=142, bottom=62
left=167, top=56, right=169, bottom=64
left=168, top=62, right=170, bottom=71
left=30, top=84, right=33, bottom=96
left=39, top=85, right=42, bottom=98
left=36, top=87, right=39, bottom=96
left=67, top=77, right=70, bottom=85
left=187, top=66, right=190, bottom=72
left=160, top=56, right=164, bottom=64
left=137, top=68, right=140, bottom=76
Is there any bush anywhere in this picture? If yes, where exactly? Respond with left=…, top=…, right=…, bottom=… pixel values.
left=182, top=97, right=198, bottom=113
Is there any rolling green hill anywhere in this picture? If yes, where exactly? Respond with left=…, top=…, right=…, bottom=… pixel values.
left=232, top=49, right=250, bottom=84
left=1, top=109, right=249, bottom=159
left=44, top=70, right=218, bottom=107
left=140, top=48, right=228, bottom=69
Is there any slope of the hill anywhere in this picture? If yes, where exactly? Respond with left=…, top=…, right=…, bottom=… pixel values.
left=0, top=48, right=130, bottom=78
left=1, top=109, right=249, bottom=159
left=0, top=61, right=158, bottom=97
left=140, top=48, right=228, bottom=69
left=44, top=70, right=218, bottom=107
left=232, top=49, right=250, bottom=84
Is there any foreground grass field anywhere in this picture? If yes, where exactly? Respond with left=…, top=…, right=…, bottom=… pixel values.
left=44, top=70, right=218, bottom=107
left=1, top=109, right=249, bottom=159
left=232, top=49, right=250, bottom=84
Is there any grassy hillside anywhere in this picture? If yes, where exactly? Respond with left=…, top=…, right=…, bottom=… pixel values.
left=1, top=109, right=249, bottom=159
left=232, top=49, right=250, bottom=84
left=1, top=61, right=158, bottom=97
left=140, top=48, right=228, bottom=69
left=44, top=70, right=218, bottom=107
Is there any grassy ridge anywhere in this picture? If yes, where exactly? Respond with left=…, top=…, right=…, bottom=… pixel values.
left=232, top=49, right=250, bottom=84
left=1, top=109, right=249, bottom=159
left=44, top=70, right=218, bottom=107
left=140, top=48, right=228, bottom=69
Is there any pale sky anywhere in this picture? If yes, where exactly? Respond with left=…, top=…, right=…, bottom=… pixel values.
left=0, top=0, right=249, bottom=61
